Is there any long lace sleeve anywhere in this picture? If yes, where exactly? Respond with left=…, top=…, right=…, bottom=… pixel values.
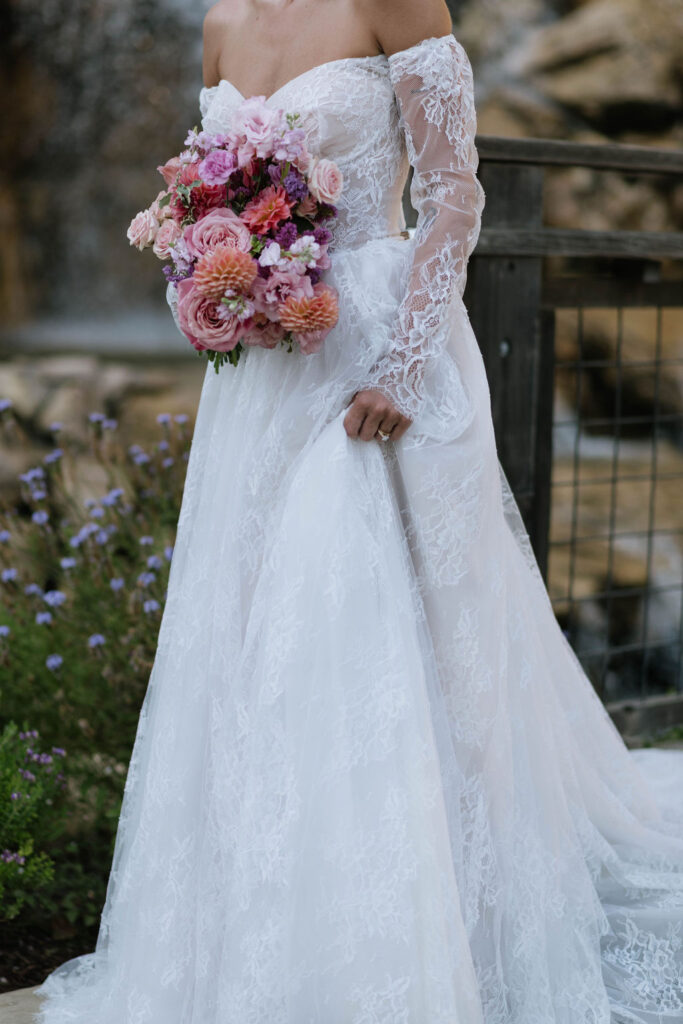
left=363, top=34, right=486, bottom=421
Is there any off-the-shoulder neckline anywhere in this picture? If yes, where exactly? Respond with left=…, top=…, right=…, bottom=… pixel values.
left=199, top=32, right=457, bottom=106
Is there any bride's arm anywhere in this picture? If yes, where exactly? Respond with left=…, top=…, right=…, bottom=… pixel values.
left=344, top=10, right=485, bottom=440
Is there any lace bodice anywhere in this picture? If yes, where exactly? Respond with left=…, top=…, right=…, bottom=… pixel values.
left=199, top=54, right=409, bottom=253
left=198, top=34, right=486, bottom=422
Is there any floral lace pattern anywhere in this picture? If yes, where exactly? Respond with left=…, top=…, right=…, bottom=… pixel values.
left=36, top=33, right=683, bottom=1024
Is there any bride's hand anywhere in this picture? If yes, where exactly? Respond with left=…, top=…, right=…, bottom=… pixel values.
left=343, top=389, right=413, bottom=443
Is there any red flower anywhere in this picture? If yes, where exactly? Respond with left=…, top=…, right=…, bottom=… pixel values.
left=241, top=185, right=294, bottom=234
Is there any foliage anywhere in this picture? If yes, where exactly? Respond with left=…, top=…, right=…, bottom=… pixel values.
left=0, top=401, right=191, bottom=932
left=0, top=724, right=66, bottom=922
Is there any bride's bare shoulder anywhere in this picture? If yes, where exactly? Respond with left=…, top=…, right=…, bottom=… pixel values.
left=367, top=0, right=452, bottom=57
left=202, top=0, right=240, bottom=87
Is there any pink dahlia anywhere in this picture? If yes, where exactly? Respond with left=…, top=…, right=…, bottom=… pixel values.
left=241, top=185, right=294, bottom=234
left=193, top=244, right=258, bottom=300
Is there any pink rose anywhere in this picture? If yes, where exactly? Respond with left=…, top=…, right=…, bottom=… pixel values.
left=241, top=315, right=284, bottom=350
left=157, top=156, right=182, bottom=186
left=182, top=208, right=252, bottom=260
left=251, top=268, right=314, bottom=319
left=295, top=195, right=318, bottom=219
left=152, top=218, right=182, bottom=259
left=149, top=190, right=173, bottom=221
left=233, top=97, right=285, bottom=161
left=127, top=209, right=159, bottom=250
left=308, top=158, right=343, bottom=205
left=176, top=277, right=245, bottom=352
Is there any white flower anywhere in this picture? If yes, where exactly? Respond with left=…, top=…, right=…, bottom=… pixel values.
left=258, top=241, right=285, bottom=268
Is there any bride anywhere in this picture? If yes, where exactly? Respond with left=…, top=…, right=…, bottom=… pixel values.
left=36, top=0, right=683, bottom=1021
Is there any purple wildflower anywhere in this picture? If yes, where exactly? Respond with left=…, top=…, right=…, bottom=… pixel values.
left=60, top=557, right=76, bottom=570
left=162, top=457, right=174, bottom=469
left=95, top=530, right=109, bottom=545
left=137, top=571, right=156, bottom=587
left=0, top=529, right=10, bottom=543
left=0, top=398, right=13, bottom=413
left=35, top=611, right=52, bottom=625
left=110, top=577, right=125, bottom=592
left=88, top=633, right=106, bottom=648
left=10, top=792, right=21, bottom=801
left=89, top=507, right=104, bottom=518
left=157, top=413, right=172, bottom=425
left=52, top=747, right=66, bottom=757
left=88, top=411, right=105, bottom=424
left=49, top=422, right=63, bottom=432
left=46, top=653, right=63, bottom=672
left=43, top=590, right=66, bottom=607
left=19, top=768, right=36, bottom=782
left=134, top=452, right=150, bottom=466
left=102, top=418, right=118, bottom=430
left=1, top=568, right=17, bottom=582
left=44, top=448, right=64, bottom=464
left=164, top=545, right=174, bottom=562
left=173, top=414, right=188, bottom=425
left=143, top=599, right=160, bottom=614
left=24, top=583, right=43, bottom=596
left=0, top=624, right=10, bottom=637
left=31, top=488, right=47, bottom=501
left=32, top=510, right=49, bottom=525
left=139, top=536, right=154, bottom=546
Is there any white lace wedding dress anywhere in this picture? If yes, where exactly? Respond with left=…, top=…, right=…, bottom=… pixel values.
left=35, top=33, right=683, bottom=1024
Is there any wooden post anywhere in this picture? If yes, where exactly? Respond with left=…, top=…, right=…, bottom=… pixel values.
left=464, top=161, right=554, bottom=577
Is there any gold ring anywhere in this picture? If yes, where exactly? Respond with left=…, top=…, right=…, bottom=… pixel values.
left=377, top=429, right=391, bottom=442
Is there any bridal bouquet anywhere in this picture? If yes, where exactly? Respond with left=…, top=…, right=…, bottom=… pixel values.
left=127, top=97, right=342, bottom=370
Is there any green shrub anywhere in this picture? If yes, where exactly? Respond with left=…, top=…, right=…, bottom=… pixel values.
left=0, top=723, right=66, bottom=922
left=0, top=402, right=191, bottom=931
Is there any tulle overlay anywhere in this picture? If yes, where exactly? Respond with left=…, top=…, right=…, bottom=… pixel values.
left=36, top=33, right=683, bottom=1024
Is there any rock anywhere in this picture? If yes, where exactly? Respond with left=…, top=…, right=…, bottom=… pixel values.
left=0, top=987, right=42, bottom=1024
left=519, top=0, right=683, bottom=128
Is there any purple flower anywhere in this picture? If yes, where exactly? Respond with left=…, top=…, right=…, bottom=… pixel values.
left=139, top=536, right=154, bottom=546
left=164, top=545, right=174, bottom=562
left=49, top=422, right=63, bottom=432
left=10, top=792, right=21, bottom=801
left=88, top=411, right=105, bottom=424
left=20, top=467, right=45, bottom=484
left=313, top=225, right=332, bottom=246
left=274, top=222, right=298, bottom=249
left=19, top=730, right=38, bottom=740
left=36, top=611, right=53, bottom=625
left=102, top=487, right=124, bottom=507
left=156, top=413, right=172, bottom=425
left=60, top=557, right=76, bottom=570
left=110, top=577, right=125, bottom=592
left=0, top=624, right=10, bottom=637
left=158, top=439, right=170, bottom=451
left=43, top=590, right=66, bottom=607
left=31, top=488, right=47, bottom=501
left=44, top=448, right=63, bottom=464
left=162, top=457, right=174, bottom=469
left=46, top=653, right=63, bottom=672
left=88, top=633, right=106, bottom=648
left=0, top=398, right=13, bottom=413
left=173, top=414, right=188, bottom=425
left=95, top=530, right=109, bottom=546
left=89, top=507, right=104, bottom=519
left=134, top=452, right=150, bottom=466
left=137, top=571, right=156, bottom=587
left=52, top=747, right=66, bottom=757
left=32, top=510, right=49, bottom=525
left=1, top=568, right=17, bottom=582
left=0, top=530, right=10, bottom=543
left=143, top=599, right=160, bottom=614
left=283, top=169, right=308, bottom=203
left=102, top=418, right=118, bottom=430
left=19, top=768, right=36, bottom=782
left=147, top=555, right=163, bottom=570
left=24, top=583, right=43, bottom=596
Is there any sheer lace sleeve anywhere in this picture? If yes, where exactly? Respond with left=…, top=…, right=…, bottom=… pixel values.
left=363, top=34, right=486, bottom=421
